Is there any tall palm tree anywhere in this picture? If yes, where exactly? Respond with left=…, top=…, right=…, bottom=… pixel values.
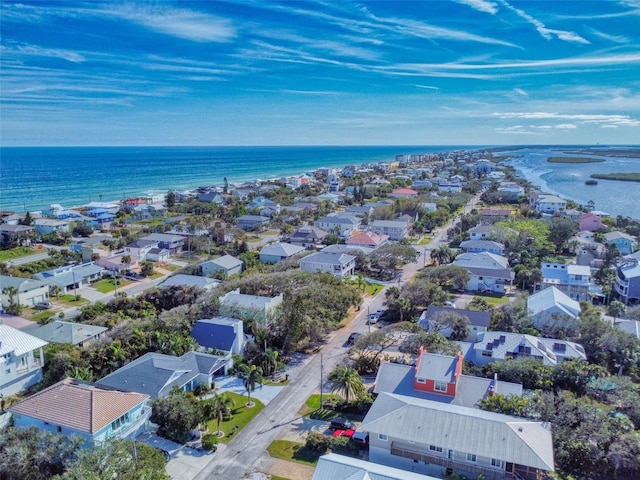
left=208, top=392, right=234, bottom=436
left=431, top=245, right=453, bottom=266
left=239, top=364, right=263, bottom=407
left=261, top=349, right=279, bottom=380
left=328, top=366, right=365, bottom=404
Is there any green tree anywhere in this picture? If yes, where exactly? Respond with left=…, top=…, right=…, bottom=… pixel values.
left=150, top=389, right=202, bottom=443
left=328, top=366, right=365, bottom=404
left=206, top=392, right=234, bottom=436
left=429, top=311, right=471, bottom=340
left=548, top=216, right=578, bottom=252
left=1, top=286, right=22, bottom=315
left=239, top=364, right=263, bottom=407
left=430, top=244, right=454, bottom=266
left=140, top=260, right=155, bottom=277
left=165, top=190, right=176, bottom=208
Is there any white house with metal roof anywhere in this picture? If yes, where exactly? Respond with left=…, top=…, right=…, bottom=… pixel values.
left=312, top=453, right=441, bottom=480
left=0, top=324, right=48, bottom=396
left=361, top=392, right=555, bottom=480
left=299, top=251, right=356, bottom=278
left=452, top=252, right=514, bottom=294
left=540, top=263, right=593, bottom=302
left=200, top=254, right=244, bottom=278
left=527, top=286, right=581, bottom=333
left=259, top=242, right=306, bottom=264
left=219, top=288, right=283, bottom=323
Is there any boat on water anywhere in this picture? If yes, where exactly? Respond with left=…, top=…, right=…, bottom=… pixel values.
left=585, top=179, right=598, bottom=185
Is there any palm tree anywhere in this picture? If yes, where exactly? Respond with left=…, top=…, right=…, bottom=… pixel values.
left=49, top=285, right=62, bottom=299
left=239, top=364, right=263, bottom=407
left=328, top=366, right=365, bottom=404
left=2, top=286, right=20, bottom=314
left=430, top=245, right=453, bottom=266
left=208, top=392, right=234, bottom=436
left=261, top=349, right=280, bottom=380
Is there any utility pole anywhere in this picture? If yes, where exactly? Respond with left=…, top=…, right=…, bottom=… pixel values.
left=319, top=352, right=324, bottom=409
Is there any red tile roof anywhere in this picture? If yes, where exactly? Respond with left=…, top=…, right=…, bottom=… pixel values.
left=9, top=378, right=148, bottom=433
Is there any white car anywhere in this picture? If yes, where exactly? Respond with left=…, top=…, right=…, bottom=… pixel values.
left=369, top=312, right=381, bottom=324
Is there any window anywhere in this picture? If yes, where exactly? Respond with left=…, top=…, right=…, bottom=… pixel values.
left=467, top=453, right=477, bottom=463
left=429, top=445, right=443, bottom=453
left=434, top=381, right=447, bottom=392
left=378, top=434, right=388, bottom=441
left=491, top=458, right=503, bottom=468
left=417, top=378, right=426, bottom=384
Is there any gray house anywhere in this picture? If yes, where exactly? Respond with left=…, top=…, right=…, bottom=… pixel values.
left=299, top=251, right=356, bottom=278
left=237, top=215, right=270, bottom=231
left=30, top=321, right=107, bottom=347
left=219, top=289, right=284, bottom=323
left=97, top=351, right=229, bottom=399
left=200, top=255, right=244, bottom=278
left=259, top=242, right=305, bottom=263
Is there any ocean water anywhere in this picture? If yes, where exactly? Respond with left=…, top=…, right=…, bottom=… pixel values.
left=0, top=145, right=470, bottom=213
left=504, top=147, right=640, bottom=218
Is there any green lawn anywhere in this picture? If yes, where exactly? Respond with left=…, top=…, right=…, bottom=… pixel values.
left=270, top=476, right=292, bottom=480
left=202, top=392, right=264, bottom=444
left=470, top=293, right=509, bottom=308
left=57, top=294, right=90, bottom=306
left=267, top=440, right=323, bottom=467
left=93, top=278, right=134, bottom=293
left=0, top=247, right=37, bottom=262
left=30, top=310, right=56, bottom=323
left=363, top=282, right=383, bottom=296
left=299, top=394, right=364, bottom=423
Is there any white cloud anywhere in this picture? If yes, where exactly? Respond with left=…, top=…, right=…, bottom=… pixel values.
left=453, top=0, right=499, bottom=15
left=499, top=0, right=590, bottom=44
left=106, top=4, right=236, bottom=42
left=495, top=125, right=540, bottom=135
left=555, top=123, right=577, bottom=129
left=513, top=88, right=528, bottom=97
left=3, top=43, right=85, bottom=63
left=587, top=28, right=628, bottom=43
left=415, top=84, right=440, bottom=90
left=495, top=112, right=640, bottom=127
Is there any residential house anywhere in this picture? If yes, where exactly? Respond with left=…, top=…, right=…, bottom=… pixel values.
left=159, top=274, right=220, bottom=291
left=140, top=233, right=185, bottom=254
left=497, top=183, right=524, bottom=200
left=438, top=182, right=462, bottom=193
left=200, top=254, right=244, bottom=278
left=417, top=306, right=490, bottom=342
left=615, top=257, right=640, bottom=305
left=34, top=218, right=71, bottom=235
left=614, top=319, right=640, bottom=340
left=299, top=251, right=356, bottom=278
left=466, top=331, right=586, bottom=367
left=578, top=212, right=604, bottom=232
left=344, top=205, right=375, bottom=217
left=604, top=231, right=638, bottom=255
left=259, top=242, right=306, bottom=263
left=459, top=239, right=505, bottom=256
left=312, top=453, right=441, bottom=480
left=452, top=252, right=514, bottom=294
left=0, top=276, right=50, bottom=307
left=530, top=193, right=567, bottom=214
left=30, top=321, right=107, bottom=347
left=390, top=188, right=418, bottom=198
left=315, top=215, right=361, bottom=239
left=361, top=392, right=554, bottom=480
left=0, top=324, right=47, bottom=396
left=475, top=159, right=494, bottom=174
left=540, top=263, right=592, bottom=301
left=346, top=231, right=389, bottom=250
left=370, top=219, right=410, bottom=241
left=34, top=262, right=105, bottom=294
left=97, top=351, right=229, bottom=398
left=0, top=224, right=34, bottom=246
left=374, top=351, right=522, bottom=409
left=42, top=204, right=71, bottom=218
left=413, top=180, right=433, bottom=189
left=287, top=226, right=328, bottom=248
left=124, top=239, right=159, bottom=262
left=197, top=190, right=224, bottom=205
left=219, top=288, right=284, bottom=323
left=527, top=286, right=581, bottom=332
left=237, top=215, right=270, bottom=231
left=191, top=317, right=245, bottom=356
left=468, top=224, right=493, bottom=241
left=145, top=247, right=170, bottom=263
left=9, top=378, right=150, bottom=446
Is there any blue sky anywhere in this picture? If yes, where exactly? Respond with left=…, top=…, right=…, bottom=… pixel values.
left=2, top=0, right=639, bottom=146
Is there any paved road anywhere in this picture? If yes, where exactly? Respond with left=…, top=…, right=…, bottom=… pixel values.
left=193, top=194, right=482, bottom=479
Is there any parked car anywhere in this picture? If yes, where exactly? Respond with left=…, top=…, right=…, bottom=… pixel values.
left=351, top=431, right=369, bottom=448
left=34, top=301, right=52, bottom=310
left=368, top=312, right=381, bottom=324
left=347, top=332, right=361, bottom=345
left=330, top=417, right=355, bottom=430
left=332, top=428, right=355, bottom=438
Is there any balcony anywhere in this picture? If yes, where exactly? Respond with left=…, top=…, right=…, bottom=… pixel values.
left=109, top=407, right=151, bottom=440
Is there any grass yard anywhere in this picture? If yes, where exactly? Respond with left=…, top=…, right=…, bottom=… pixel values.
left=269, top=476, right=292, bottom=480
left=267, top=440, right=323, bottom=467
left=0, top=247, right=40, bottom=262
left=93, top=278, right=124, bottom=293
left=471, top=293, right=509, bottom=308
left=363, top=282, right=383, bottom=296
left=57, top=294, right=90, bottom=306
left=203, top=392, right=264, bottom=444
left=29, top=310, right=56, bottom=323
left=299, top=394, right=364, bottom=423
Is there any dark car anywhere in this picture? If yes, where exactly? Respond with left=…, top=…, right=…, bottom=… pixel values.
left=351, top=431, right=369, bottom=448
left=34, top=301, right=52, bottom=310
left=347, top=332, right=361, bottom=345
left=330, top=417, right=355, bottom=430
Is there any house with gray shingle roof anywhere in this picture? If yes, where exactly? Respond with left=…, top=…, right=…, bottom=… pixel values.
left=33, top=262, right=105, bottom=294
left=0, top=275, right=50, bottom=308
left=452, top=252, right=514, bottom=294
left=0, top=324, right=48, bottom=396
left=418, top=305, right=490, bottom=342
left=287, top=225, right=328, bottom=248
left=200, top=255, right=244, bottom=278
left=527, top=286, right=581, bottom=333
left=259, top=242, right=306, bottom=264
left=97, top=351, right=229, bottom=399
left=361, top=392, right=554, bottom=480
left=30, top=320, right=107, bottom=347
left=315, top=215, right=361, bottom=239
left=299, top=251, right=356, bottom=278
left=159, top=274, right=220, bottom=291
left=9, top=377, right=149, bottom=446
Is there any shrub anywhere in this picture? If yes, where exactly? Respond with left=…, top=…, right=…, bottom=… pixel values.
left=201, top=434, right=218, bottom=451
left=305, top=431, right=330, bottom=451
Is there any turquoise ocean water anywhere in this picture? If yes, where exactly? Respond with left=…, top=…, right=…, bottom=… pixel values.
left=1, top=145, right=638, bottom=218
left=0, top=145, right=466, bottom=213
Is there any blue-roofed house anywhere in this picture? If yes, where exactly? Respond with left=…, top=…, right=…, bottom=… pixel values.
left=191, top=317, right=245, bottom=356
left=459, top=239, right=505, bottom=256
left=97, top=351, right=229, bottom=398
